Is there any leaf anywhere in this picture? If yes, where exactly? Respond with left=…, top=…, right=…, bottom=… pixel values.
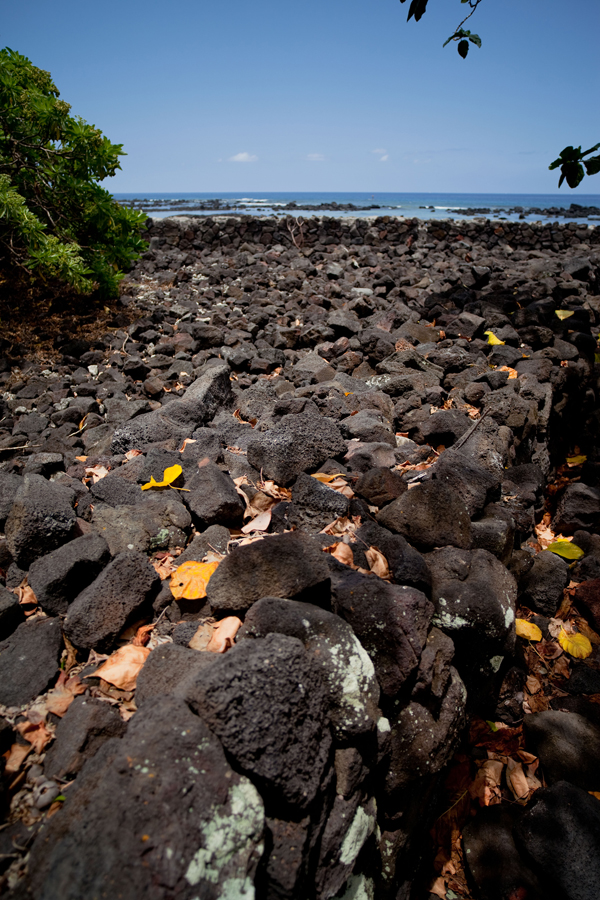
left=85, top=465, right=110, bottom=482
left=326, top=541, right=356, bottom=567
left=566, top=454, right=587, bottom=467
left=469, top=759, right=503, bottom=807
left=365, top=546, right=391, bottom=580
left=555, top=309, right=575, bottom=320
left=170, top=560, right=219, bottom=600
left=241, top=509, right=272, bottom=533
left=4, top=742, right=31, bottom=775
left=206, top=616, right=242, bottom=653
left=457, top=40, right=469, bottom=59
left=558, top=628, right=592, bottom=659
left=585, top=155, right=600, bottom=176
left=16, top=720, right=53, bottom=754
left=516, top=619, right=543, bottom=642
left=312, top=473, right=348, bottom=483
left=94, top=644, right=151, bottom=690
left=124, top=449, right=143, bottom=460
left=506, top=758, right=531, bottom=804
left=547, top=540, right=584, bottom=560
left=45, top=674, right=85, bottom=717
left=484, top=330, right=505, bottom=345
left=320, top=515, right=362, bottom=536
left=141, top=463, right=183, bottom=491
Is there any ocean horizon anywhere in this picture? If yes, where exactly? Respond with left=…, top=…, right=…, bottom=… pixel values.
left=113, top=191, right=600, bottom=225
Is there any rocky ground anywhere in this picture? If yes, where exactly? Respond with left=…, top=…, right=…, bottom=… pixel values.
left=1, top=213, right=600, bottom=900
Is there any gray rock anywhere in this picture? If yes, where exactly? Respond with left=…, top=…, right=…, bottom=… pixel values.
left=426, top=547, right=517, bottom=711
left=515, top=781, right=600, bottom=900
left=376, top=480, right=472, bottom=552
left=0, top=617, right=62, bottom=707
left=288, top=472, right=350, bottom=531
left=176, top=525, right=231, bottom=565
left=0, top=584, right=25, bottom=640
left=206, top=532, right=331, bottom=612
left=339, top=409, right=396, bottom=445
left=136, top=642, right=217, bottom=706
left=5, top=475, right=77, bottom=568
left=91, top=492, right=191, bottom=556
left=355, top=467, right=407, bottom=507
left=89, top=475, right=143, bottom=507
left=110, top=364, right=232, bottom=453
left=431, top=447, right=501, bottom=517
left=28, top=697, right=265, bottom=900
left=184, top=461, right=245, bottom=528
left=554, top=482, right=600, bottom=533
left=328, top=559, right=433, bottom=698
left=28, top=534, right=111, bottom=616
left=0, top=471, right=22, bottom=529
left=185, top=633, right=332, bottom=810
left=463, top=805, right=544, bottom=900
left=523, top=711, right=600, bottom=791
left=239, top=597, right=380, bottom=738
left=353, top=520, right=431, bottom=594
left=44, top=696, right=126, bottom=779
left=247, top=412, right=346, bottom=486
left=519, top=550, right=569, bottom=617
left=64, top=551, right=160, bottom=651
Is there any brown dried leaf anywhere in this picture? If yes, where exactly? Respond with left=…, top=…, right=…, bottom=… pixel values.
left=85, top=465, right=110, bottom=483
left=94, top=644, right=150, bottom=691
left=4, top=743, right=31, bottom=775
left=206, top=616, right=243, bottom=653
left=506, top=758, right=530, bottom=804
left=525, top=675, right=542, bottom=694
left=16, top=720, right=53, bottom=754
left=16, top=579, right=37, bottom=616
left=151, top=554, right=178, bottom=579
left=325, top=541, right=356, bottom=567
left=132, top=623, right=155, bottom=647
left=45, top=674, right=85, bottom=717
left=241, top=509, right=272, bottom=534
left=320, top=515, right=361, bottom=536
left=365, top=546, right=391, bottom=580
left=124, top=448, right=143, bottom=460
left=257, top=479, right=292, bottom=501
left=469, top=759, right=503, bottom=807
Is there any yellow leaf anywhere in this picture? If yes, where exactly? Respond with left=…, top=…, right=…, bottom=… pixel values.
left=555, top=309, right=574, bottom=320
left=547, top=541, right=584, bottom=560
left=170, top=560, right=219, bottom=600
left=566, top=455, right=587, bottom=467
left=558, top=628, right=592, bottom=659
left=141, top=464, right=183, bottom=490
left=312, top=472, right=348, bottom=483
left=484, top=330, right=505, bottom=345
left=516, top=619, right=543, bottom=642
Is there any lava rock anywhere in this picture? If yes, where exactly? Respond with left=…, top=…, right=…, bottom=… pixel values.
left=5, top=475, right=77, bottom=568
left=523, top=710, right=600, bottom=791
left=135, top=642, right=217, bottom=706
left=328, top=560, right=433, bottom=698
left=0, top=471, right=22, bottom=529
left=184, top=461, right=245, bottom=528
left=185, top=633, right=332, bottom=811
left=28, top=697, right=265, bottom=900
left=247, top=412, right=346, bottom=486
left=519, top=550, right=569, bottom=617
left=28, top=534, right=111, bottom=616
left=355, top=467, right=407, bottom=508
left=44, top=696, right=127, bottom=779
left=515, top=781, right=600, bottom=900
left=0, top=617, right=62, bottom=707
left=64, top=551, right=160, bottom=651
left=554, top=482, right=600, bottom=534
left=206, top=532, right=331, bottom=612
left=573, top=578, right=600, bottom=632
left=239, top=597, right=380, bottom=738
left=376, top=480, right=472, bottom=551
left=288, top=472, right=350, bottom=531
left=0, top=584, right=25, bottom=640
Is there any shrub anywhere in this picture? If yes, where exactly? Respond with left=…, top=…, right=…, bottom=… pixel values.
left=0, top=47, right=147, bottom=299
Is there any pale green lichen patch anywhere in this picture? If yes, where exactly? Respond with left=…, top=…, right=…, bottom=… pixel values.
left=184, top=778, right=264, bottom=893
left=337, top=872, right=375, bottom=900
left=432, top=610, right=470, bottom=630
left=339, top=802, right=376, bottom=867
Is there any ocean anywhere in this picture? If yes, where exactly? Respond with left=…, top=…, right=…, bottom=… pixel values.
left=112, top=191, right=600, bottom=225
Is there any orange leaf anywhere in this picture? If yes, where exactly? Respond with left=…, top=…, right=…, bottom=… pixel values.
left=324, top=542, right=356, bottom=567
left=94, top=644, right=150, bottom=691
left=365, top=546, right=391, bottom=580
left=132, top=623, right=155, bottom=647
left=4, top=743, right=31, bottom=775
left=170, top=560, right=220, bottom=600
left=45, top=676, right=85, bottom=717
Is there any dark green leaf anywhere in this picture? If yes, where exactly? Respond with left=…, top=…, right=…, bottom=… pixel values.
left=469, top=33, right=482, bottom=48
left=584, top=155, right=600, bottom=176
left=458, top=40, right=469, bottom=58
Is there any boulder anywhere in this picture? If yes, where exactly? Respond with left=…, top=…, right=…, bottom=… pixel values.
left=247, top=412, right=346, bottom=486
left=523, top=711, right=600, bottom=791
left=376, top=480, right=472, bottom=552
left=44, top=696, right=126, bottom=779
left=0, top=617, right=62, bottom=707
left=28, top=534, right=111, bottom=616
left=5, top=475, right=76, bottom=568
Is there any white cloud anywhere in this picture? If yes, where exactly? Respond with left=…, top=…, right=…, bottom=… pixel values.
left=229, top=152, right=258, bottom=163
left=372, top=149, right=389, bottom=162
left=307, top=153, right=325, bottom=161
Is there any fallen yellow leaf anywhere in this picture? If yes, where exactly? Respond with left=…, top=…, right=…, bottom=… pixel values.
left=566, top=454, right=587, bottom=467
left=484, top=330, right=505, bottom=345
left=547, top=540, right=584, bottom=560
left=516, top=619, right=543, bottom=642
left=170, top=560, right=219, bottom=600
left=558, top=628, right=592, bottom=659
left=95, top=644, right=151, bottom=690
left=555, top=309, right=574, bottom=320
left=141, top=464, right=183, bottom=491
left=311, top=472, right=348, bottom=483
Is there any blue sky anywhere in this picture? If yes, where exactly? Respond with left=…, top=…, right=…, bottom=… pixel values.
left=4, top=0, right=600, bottom=193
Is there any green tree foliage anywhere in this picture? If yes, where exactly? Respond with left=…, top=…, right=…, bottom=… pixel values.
left=398, top=0, right=598, bottom=189
left=0, top=47, right=147, bottom=298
